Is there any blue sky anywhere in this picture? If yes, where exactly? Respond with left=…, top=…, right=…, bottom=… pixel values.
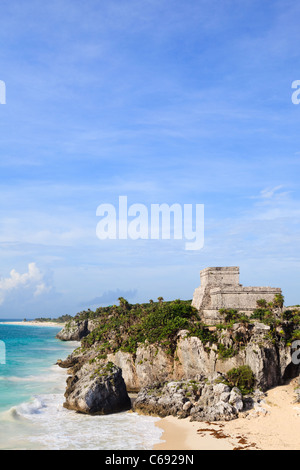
left=0, top=0, right=300, bottom=318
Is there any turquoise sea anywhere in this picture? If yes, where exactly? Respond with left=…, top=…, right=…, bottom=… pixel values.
left=0, top=321, right=163, bottom=450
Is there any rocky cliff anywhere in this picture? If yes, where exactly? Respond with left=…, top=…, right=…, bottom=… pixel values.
left=132, top=374, right=268, bottom=422
left=56, top=300, right=300, bottom=418
left=56, top=319, right=98, bottom=341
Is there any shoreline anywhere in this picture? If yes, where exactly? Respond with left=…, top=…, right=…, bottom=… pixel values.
left=4, top=321, right=300, bottom=450
left=0, top=321, right=65, bottom=328
left=153, top=379, right=300, bottom=450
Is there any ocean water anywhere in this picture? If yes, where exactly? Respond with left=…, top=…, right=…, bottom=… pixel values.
left=0, top=322, right=163, bottom=450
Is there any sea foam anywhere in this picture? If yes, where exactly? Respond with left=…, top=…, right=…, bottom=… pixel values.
left=6, top=392, right=163, bottom=450
left=0, top=325, right=163, bottom=450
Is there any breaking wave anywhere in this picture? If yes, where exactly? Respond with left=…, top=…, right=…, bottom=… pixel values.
left=1, top=393, right=163, bottom=450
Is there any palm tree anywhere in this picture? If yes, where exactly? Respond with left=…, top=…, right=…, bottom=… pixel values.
left=118, top=297, right=129, bottom=310
left=256, top=299, right=267, bottom=309
left=273, top=294, right=285, bottom=310
left=157, top=296, right=164, bottom=304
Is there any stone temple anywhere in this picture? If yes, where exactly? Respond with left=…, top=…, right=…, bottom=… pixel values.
left=192, top=266, right=282, bottom=325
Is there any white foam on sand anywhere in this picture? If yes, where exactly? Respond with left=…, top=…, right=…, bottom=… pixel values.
left=4, top=392, right=163, bottom=450
left=0, top=362, right=163, bottom=450
left=0, top=328, right=162, bottom=450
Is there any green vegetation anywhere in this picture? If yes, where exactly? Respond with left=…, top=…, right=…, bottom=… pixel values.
left=64, top=294, right=300, bottom=364
left=69, top=298, right=217, bottom=358
left=34, top=314, right=73, bottom=323
left=217, top=309, right=251, bottom=329
left=210, top=295, right=300, bottom=355
left=218, top=296, right=300, bottom=337
left=90, top=361, right=116, bottom=380
left=225, top=365, right=255, bottom=395
left=217, top=343, right=236, bottom=359
left=247, top=296, right=300, bottom=346
left=219, top=308, right=241, bottom=324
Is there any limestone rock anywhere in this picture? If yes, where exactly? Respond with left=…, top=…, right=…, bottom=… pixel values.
left=133, top=376, right=242, bottom=422
left=135, top=343, right=174, bottom=388
left=63, top=361, right=131, bottom=415
left=229, top=387, right=243, bottom=412
left=57, top=319, right=299, bottom=394
left=133, top=380, right=204, bottom=418
left=56, top=319, right=98, bottom=341
left=174, top=332, right=214, bottom=379
left=107, top=351, right=139, bottom=392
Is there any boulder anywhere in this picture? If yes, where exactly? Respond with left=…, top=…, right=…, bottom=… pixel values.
left=133, top=376, right=242, bottom=422
left=63, top=361, right=131, bottom=415
left=56, top=319, right=97, bottom=341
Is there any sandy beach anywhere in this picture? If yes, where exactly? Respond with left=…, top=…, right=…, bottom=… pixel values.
left=154, top=379, right=300, bottom=450
left=0, top=321, right=65, bottom=328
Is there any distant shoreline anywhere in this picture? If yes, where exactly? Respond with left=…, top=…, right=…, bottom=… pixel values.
left=0, top=321, right=65, bottom=328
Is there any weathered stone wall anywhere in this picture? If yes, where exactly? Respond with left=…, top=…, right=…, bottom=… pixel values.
left=192, top=267, right=282, bottom=325
left=200, top=266, right=240, bottom=288
left=210, top=286, right=281, bottom=310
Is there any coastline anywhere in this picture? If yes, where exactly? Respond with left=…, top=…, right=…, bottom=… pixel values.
left=4, top=320, right=300, bottom=450
left=153, top=379, right=300, bottom=450
left=0, top=321, right=65, bottom=328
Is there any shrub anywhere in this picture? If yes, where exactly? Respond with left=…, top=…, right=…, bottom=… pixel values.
left=81, top=299, right=203, bottom=357
left=217, top=343, right=235, bottom=359
left=273, top=294, right=285, bottom=309
left=250, top=308, right=269, bottom=322
left=256, top=299, right=267, bottom=309
left=219, top=309, right=241, bottom=323
left=225, top=365, right=255, bottom=395
left=291, top=330, right=300, bottom=342
left=188, top=322, right=218, bottom=344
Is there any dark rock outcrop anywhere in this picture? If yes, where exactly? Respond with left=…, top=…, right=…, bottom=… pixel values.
left=63, top=361, right=131, bottom=415
left=56, top=319, right=98, bottom=341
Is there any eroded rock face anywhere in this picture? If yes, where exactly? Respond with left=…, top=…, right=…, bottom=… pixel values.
left=107, top=344, right=174, bottom=392
left=135, top=344, right=174, bottom=388
left=63, top=361, right=131, bottom=415
left=107, top=351, right=139, bottom=392
left=57, top=322, right=298, bottom=397
left=174, top=331, right=216, bottom=380
left=55, top=312, right=300, bottom=423
left=56, top=320, right=98, bottom=341
left=173, top=323, right=297, bottom=392
left=133, top=375, right=244, bottom=422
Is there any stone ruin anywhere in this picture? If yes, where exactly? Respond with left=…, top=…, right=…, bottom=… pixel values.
left=192, top=266, right=282, bottom=325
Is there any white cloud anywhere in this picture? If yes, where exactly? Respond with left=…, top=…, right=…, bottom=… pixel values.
left=0, top=263, right=51, bottom=305
left=259, top=186, right=284, bottom=200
